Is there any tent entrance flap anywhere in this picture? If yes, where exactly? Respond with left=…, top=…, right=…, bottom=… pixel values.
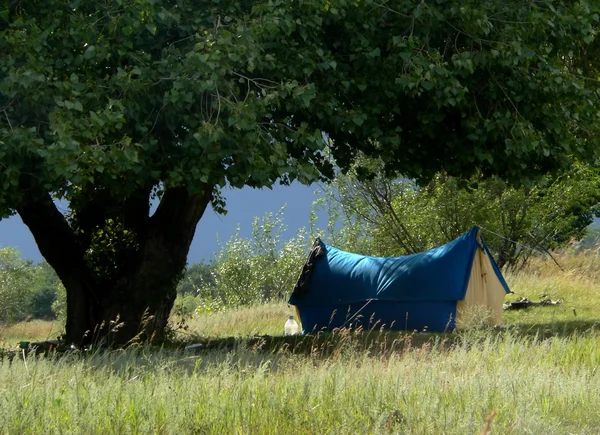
left=456, top=244, right=509, bottom=327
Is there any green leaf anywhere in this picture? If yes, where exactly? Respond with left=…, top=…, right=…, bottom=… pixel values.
left=352, top=116, right=365, bottom=126
left=146, top=23, right=157, bottom=35
left=83, top=45, right=96, bottom=59
left=368, top=48, right=381, bottom=57
left=124, top=148, right=138, bottom=163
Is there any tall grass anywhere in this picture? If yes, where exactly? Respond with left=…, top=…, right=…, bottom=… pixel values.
left=1, top=330, right=600, bottom=434
left=503, top=249, right=600, bottom=335
left=1, top=252, right=600, bottom=434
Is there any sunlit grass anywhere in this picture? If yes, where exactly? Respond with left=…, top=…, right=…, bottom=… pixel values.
left=2, top=252, right=600, bottom=434
left=1, top=331, right=600, bottom=434
left=179, top=301, right=295, bottom=339
left=0, top=320, right=62, bottom=348
left=503, top=250, right=600, bottom=335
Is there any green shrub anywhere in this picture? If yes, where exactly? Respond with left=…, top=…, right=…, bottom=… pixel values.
left=0, top=247, right=37, bottom=323
left=211, top=209, right=309, bottom=306
left=171, top=294, right=200, bottom=318
left=51, top=283, right=67, bottom=322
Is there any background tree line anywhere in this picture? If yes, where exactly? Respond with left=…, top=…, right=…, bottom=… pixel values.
left=0, top=248, right=64, bottom=323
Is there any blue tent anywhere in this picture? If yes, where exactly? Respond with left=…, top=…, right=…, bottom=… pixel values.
left=289, top=227, right=511, bottom=333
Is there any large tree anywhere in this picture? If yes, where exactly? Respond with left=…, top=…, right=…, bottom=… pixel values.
left=1, top=0, right=599, bottom=345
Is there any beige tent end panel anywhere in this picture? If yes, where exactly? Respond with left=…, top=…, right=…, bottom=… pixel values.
left=455, top=246, right=507, bottom=329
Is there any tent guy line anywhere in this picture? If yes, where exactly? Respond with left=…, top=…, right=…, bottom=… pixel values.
left=478, top=226, right=565, bottom=271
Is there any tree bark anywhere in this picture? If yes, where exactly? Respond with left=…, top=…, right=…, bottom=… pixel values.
left=95, top=186, right=214, bottom=345
left=17, top=190, right=98, bottom=345
left=17, top=185, right=213, bottom=347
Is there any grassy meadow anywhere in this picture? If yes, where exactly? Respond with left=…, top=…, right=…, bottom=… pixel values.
left=1, top=250, right=600, bottom=434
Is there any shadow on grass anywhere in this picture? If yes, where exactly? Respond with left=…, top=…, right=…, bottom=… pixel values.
left=168, top=316, right=600, bottom=358
left=2, top=316, right=600, bottom=366
left=0, top=328, right=453, bottom=364
left=171, top=328, right=452, bottom=356
left=506, top=319, right=600, bottom=339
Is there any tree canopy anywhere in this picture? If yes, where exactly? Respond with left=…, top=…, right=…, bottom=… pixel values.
left=2, top=0, right=600, bottom=211
left=1, top=0, right=599, bottom=344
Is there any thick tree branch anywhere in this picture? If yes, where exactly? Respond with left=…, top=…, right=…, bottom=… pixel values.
left=149, top=185, right=214, bottom=236
left=17, top=188, right=100, bottom=344
left=16, top=191, right=87, bottom=277
left=70, top=188, right=115, bottom=248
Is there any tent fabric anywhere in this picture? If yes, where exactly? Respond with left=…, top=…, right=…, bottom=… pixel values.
left=296, top=300, right=458, bottom=333
left=290, top=227, right=509, bottom=307
left=289, top=227, right=511, bottom=333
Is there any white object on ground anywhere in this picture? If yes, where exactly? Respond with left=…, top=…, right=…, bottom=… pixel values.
left=284, top=315, right=299, bottom=336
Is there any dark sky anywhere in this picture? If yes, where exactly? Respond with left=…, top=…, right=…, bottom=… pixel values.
left=0, top=183, right=325, bottom=264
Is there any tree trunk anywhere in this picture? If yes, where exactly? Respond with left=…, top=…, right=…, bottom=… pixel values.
left=17, top=185, right=213, bottom=347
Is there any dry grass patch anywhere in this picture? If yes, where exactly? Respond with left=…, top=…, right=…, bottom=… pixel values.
left=0, top=320, right=62, bottom=347
left=177, top=301, right=295, bottom=338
